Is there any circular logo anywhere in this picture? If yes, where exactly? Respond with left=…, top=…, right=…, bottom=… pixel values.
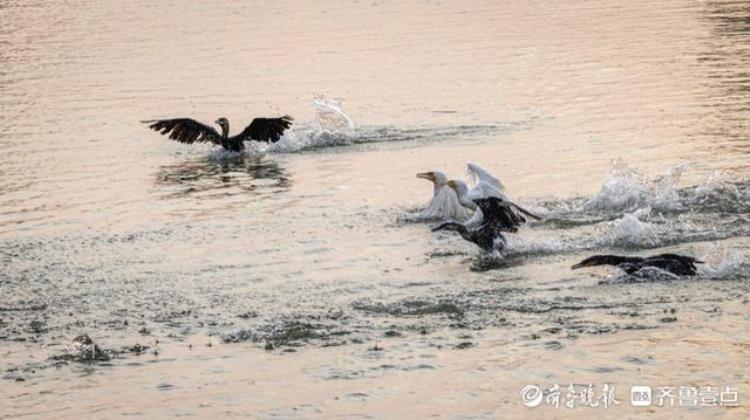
left=520, top=384, right=543, bottom=408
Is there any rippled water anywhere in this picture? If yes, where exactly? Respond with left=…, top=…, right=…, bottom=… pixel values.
left=1, top=0, right=749, bottom=417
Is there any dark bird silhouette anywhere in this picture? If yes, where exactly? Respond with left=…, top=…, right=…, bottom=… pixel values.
left=473, top=196, right=528, bottom=233
left=571, top=253, right=704, bottom=276
left=143, top=115, right=293, bottom=152
left=431, top=197, right=524, bottom=253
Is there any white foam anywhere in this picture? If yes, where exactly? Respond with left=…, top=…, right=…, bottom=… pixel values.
left=697, top=248, right=746, bottom=279
left=313, top=95, right=356, bottom=135
left=503, top=232, right=570, bottom=255
left=584, top=158, right=688, bottom=213
left=261, top=95, right=358, bottom=153
left=584, top=158, right=647, bottom=211
left=693, top=171, right=739, bottom=200
left=606, top=266, right=680, bottom=283
left=596, top=208, right=659, bottom=248
left=263, top=129, right=307, bottom=153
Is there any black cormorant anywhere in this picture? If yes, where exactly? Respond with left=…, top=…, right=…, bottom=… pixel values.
left=571, top=253, right=704, bottom=276
left=144, top=115, right=293, bottom=152
left=431, top=197, right=523, bottom=253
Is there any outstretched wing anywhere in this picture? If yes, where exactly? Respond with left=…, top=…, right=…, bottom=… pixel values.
left=467, top=162, right=504, bottom=191
left=143, top=118, right=221, bottom=145
left=467, top=181, right=508, bottom=201
left=234, top=115, right=293, bottom=143
left=473, top=197, right=525, bottom=232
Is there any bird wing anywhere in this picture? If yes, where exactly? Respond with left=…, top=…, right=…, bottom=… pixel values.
left=636, top=257, right=690, bottom=275
left=467, top=181, right=506, bottom=201
left=471, top=187, right=542, bottom=222
left=467, top=162, right=504, bottom=191
left=234, top=115, right=293, bottom=143
left=651, top=253, right=704, bottom=264
left=419, top=186, right=471, bottom=221
left=143, top=118, right=222, bottom=145
left=649, top=254, right=703, bottom=273
left=508, top=202, right=542, bottom=221
left=473, top=197, right=525, bottom=232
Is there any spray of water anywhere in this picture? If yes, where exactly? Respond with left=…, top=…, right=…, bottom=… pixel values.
left=583, top=158, right=689, bottom=213
left=262, top=95, right=358, bottom=153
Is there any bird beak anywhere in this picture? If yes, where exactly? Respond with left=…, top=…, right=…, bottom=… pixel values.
left=571, top=262, right=585, bottom=270
left=431, top=222, right=452, bottom=232
left=215, top=120, right=220, bottom=125
left=416, top=172, right=434, bottom=181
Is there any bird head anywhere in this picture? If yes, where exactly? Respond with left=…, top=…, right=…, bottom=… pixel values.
left=571, top=255, right=616, bottom=270
left=446, top=179, right=468, bottom=195
left=416, top=172, right=435, bottom=181
left=215, top=117, right=229, bottom=128
left=416, top=171, right=448, bottom=186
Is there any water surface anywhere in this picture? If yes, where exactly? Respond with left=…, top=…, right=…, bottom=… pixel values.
left=1, top=0, right=749, bottom=417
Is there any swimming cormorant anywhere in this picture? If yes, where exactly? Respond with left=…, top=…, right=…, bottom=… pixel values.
left=571, top=253, right=704, bottom=276
left=144, top=115, right=293, bottom=152
left=432, top=197, right=523, bottom=253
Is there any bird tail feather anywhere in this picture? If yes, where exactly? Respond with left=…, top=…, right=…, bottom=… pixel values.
left=509, top=202, right=542, bottom=221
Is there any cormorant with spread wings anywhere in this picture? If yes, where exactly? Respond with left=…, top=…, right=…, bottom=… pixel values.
left=144, top=115, right=293, bottom=152
left=431, top=197, right=524, bottom=254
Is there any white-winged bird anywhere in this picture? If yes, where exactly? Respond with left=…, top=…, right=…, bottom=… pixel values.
left=415, top=171, right=471, bottom=221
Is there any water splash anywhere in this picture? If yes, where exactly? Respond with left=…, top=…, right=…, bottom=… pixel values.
left=693, top=171, right=739, bottom=201
left=697, top=246, right=747, bottom=279
left=508, top=208, right=664, bottom=256
left=686, top=170, right=747, bottom=214
left=312, top=95, right=356, bottom=135
left=596, top=208, right=660, bottom=248
left=259, top=129, right=304, bottom=153
left=583, top=158, right=646, bottom=212
left=583, top=158, right=688, bottom=213
left=51, top=335, right=113, bottom=363
left=253, top=95, right=358, bottom=153
left=503, top=233, right=570, bottom=256
left=531, top=161, right=749, bottom=246
left=606, top=266, right=680, bottom=283
left=259, top=96, right=515, bottom=154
